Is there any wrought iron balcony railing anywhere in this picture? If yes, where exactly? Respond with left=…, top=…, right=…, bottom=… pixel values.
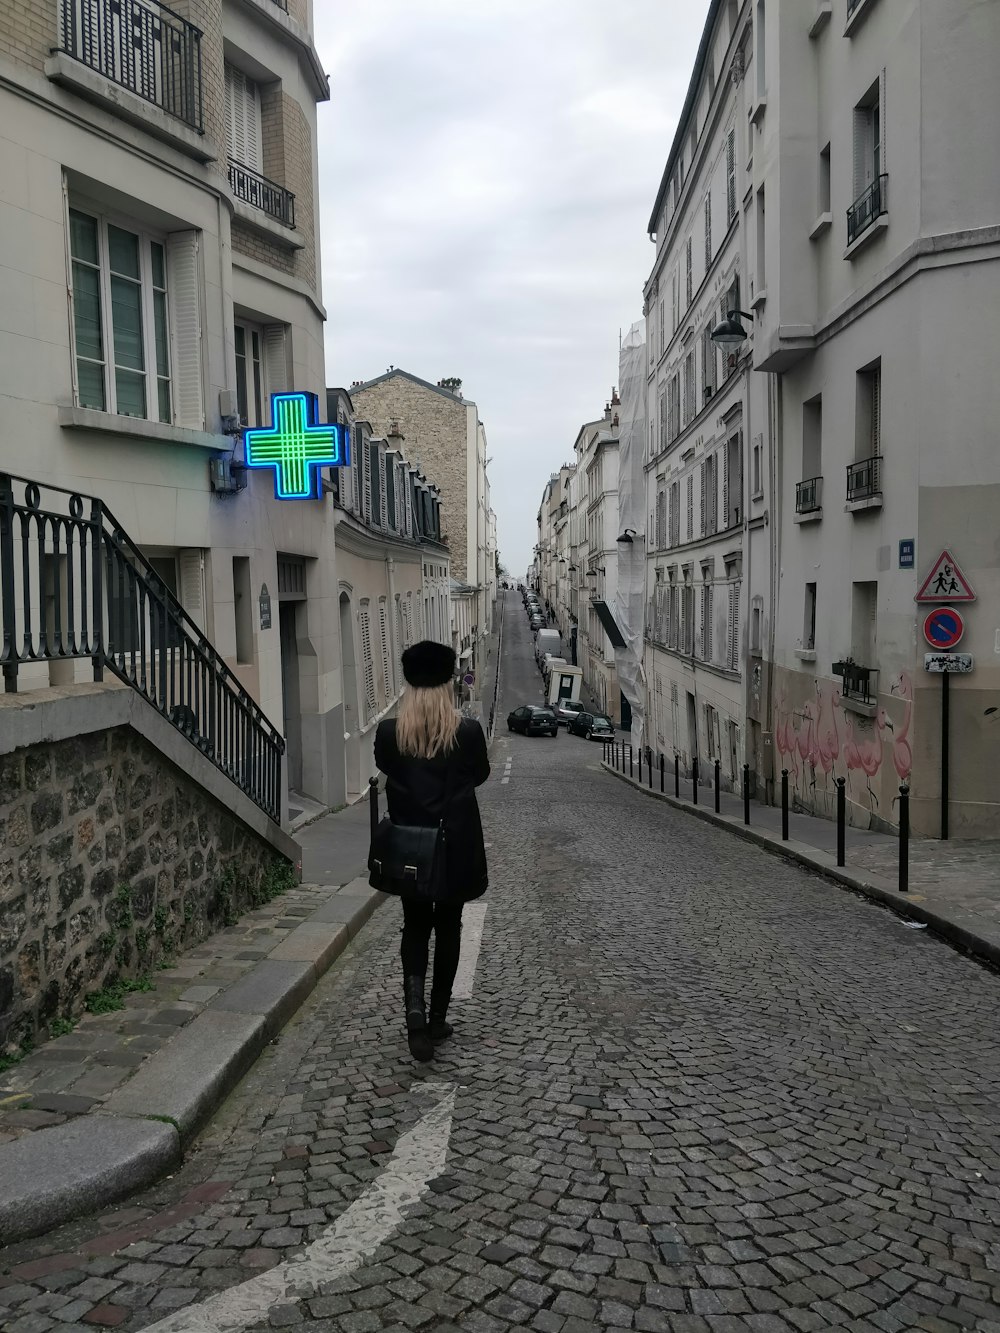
left=847, top=173, right=888, bottom=246
left=58, top=0, right=204, bottom=132
left=847, top=0, right=862, bottom=13
left=228, top=159, right=296, bottom=229
left=832, top=659, right=879, bottom=706
left=847, top=454, right=882, bottom=503
left=796, top=475, right=823, bottom=514
left=0, top=474, right=284, bottom=821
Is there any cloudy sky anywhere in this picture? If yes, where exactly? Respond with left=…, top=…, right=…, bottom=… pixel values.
left=315, top=1, right=710, bottom=577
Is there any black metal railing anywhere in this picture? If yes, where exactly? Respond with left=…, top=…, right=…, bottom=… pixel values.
left=832, top=659, right=879, bottom=706
left=847, top=454, right=882, bottom=502
left=58, top=0, right=203, bottom=132
left=228, top=159, right=296, bottom=229
left=796, top=475, right=823, bottom=514
left=847, top=0, right=863, bottom=15
left=847, top=173, right=887, bottom=245
left=270, top=0, right=288, bottom=9
left=0, top=475, right=284, bottom=821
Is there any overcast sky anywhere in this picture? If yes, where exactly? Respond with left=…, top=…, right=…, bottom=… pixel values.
left=315, top=1, right=710, bottom=578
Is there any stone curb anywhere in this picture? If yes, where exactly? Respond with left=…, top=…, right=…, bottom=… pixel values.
left=0, top=879, right=384, bottom=1246
left=602, top=762, right=1000, bottom=972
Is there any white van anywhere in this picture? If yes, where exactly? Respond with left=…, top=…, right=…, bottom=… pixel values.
left=534, top=628, right=561, bottom=665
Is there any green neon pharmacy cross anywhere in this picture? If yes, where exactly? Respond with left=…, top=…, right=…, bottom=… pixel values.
left=244, top=392, right=349, bottom=499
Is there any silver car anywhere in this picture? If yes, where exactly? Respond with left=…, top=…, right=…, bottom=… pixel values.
left=552, top=699, right=586, bottom=726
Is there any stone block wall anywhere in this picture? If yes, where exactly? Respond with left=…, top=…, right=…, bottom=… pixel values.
left=352, top=375, right=471, bottom=582
left=0, top=726, right=293, bottom=1054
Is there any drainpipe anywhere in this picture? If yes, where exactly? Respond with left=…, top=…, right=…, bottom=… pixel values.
left=386, top=554, right=399, bottom=697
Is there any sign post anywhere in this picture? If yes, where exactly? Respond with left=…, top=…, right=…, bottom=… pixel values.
left=923, top=651, right=975, bottom=839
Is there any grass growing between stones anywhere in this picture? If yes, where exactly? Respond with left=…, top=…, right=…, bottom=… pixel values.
left=85, top=975, right=154, bottom=1015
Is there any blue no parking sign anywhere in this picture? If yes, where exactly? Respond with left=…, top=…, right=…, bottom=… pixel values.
left=923, top=606, right=965, bottom=649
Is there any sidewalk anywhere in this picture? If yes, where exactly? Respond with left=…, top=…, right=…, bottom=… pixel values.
left=603, top=758, right=1000, bottom=968
left=0, top=804, right=383, bottom=1246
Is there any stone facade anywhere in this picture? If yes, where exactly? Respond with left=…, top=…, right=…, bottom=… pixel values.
left=351, top=374, right=471, bottom=583
left=0, top=728, right=293, bottom=1054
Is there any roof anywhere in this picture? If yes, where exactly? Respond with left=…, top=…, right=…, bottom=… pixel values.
left=646, top=0, right=725, bottom=236
left=351, top=368, right=476, bottom=408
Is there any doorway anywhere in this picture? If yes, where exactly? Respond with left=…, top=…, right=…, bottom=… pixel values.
left=279, top=602, right=302, bottom=794
left=686, top=691, right=699, bottom=769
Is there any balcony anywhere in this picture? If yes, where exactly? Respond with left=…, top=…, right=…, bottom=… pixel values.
left=57, top=0, right=203, bottom=133
left=795, top=475, right=823, bottom=518
left=228, top=159, right=295, bottom=229
left=846, top=173, right=888, bottom=249
left=846, top=454, right=881, bottom=509
left=832, top=660, right=879, bottom=709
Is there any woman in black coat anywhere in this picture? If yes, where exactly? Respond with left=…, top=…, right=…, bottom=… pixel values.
left=374, top=641, right=490, bottom=1062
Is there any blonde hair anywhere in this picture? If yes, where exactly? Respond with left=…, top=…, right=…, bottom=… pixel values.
left=395, top=682, right=461, bottom=759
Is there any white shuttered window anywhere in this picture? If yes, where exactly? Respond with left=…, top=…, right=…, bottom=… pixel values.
left=225, top=64, right=262, bottom=173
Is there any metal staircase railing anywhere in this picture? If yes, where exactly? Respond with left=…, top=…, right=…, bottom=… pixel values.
left=0, top=474, right=284, bottom=821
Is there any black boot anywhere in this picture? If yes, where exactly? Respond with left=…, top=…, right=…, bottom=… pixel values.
left=404, top=975, right=433, bottom=1062
left=428, top=990, right=454, bottom=1043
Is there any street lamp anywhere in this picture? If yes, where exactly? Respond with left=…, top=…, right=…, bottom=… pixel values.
left=617, top=529, right=637, bottom=544
left=710, top=308, right=755, bottom=349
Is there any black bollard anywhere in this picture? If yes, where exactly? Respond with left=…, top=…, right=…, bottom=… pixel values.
left=836, top=777, right=846, bottom=867
left=781, top=769, right=789, bottom=841
left=647, top=748, right=653, bottom=791
left=692, top=757, right=699, bottom=805
left=660, top=752, right=665, bottom=793
left=629, top=745, right=634, bottom=778
left=637, top=747, right=642, bottom=785
left=743, top=764, right=750, bottom=825
left=368, top=775, right=379, bottom=844
left=899, top=783, right=910, bottom=894
left=674, top=753, right=680, bottom=798
left=714, top=759, right=721, bottom=814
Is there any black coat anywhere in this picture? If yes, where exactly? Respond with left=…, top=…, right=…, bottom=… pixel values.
left=374, top=718, right=491, bottom=902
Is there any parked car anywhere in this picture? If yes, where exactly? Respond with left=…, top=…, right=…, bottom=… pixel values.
left=553, top=700, right=586, bottom=726
left=530, top=617, right=546, bottom=632
left=568, top=711, right=615, bottom=740
left=507, top=705, right=559, bottom=737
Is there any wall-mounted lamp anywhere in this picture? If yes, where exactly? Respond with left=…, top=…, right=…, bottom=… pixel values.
left=710, top=308, right=755, bottom=348
left=617, top=529, right=637, bottom=544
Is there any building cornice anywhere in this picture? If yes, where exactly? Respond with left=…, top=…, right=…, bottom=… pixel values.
left=333, top=511, right=424, bottom=563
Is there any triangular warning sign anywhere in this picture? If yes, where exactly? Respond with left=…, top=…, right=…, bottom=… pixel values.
left=915, top=549, right=975, bottom=603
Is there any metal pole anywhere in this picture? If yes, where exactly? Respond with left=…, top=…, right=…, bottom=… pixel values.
left=674, top=754, right=680, bottom=798
left=743, top=763, right=750, bottom=825
left=941, top=671, right=949, bottom=840
left=714, top=759, right=721, bottom=814
left=781, top=769, right=789, bottom=841
left=629, top=745, right=633, bottom=779
left=660, top=753, right=665, bottom=793
left=692, top=756, right=699, bottom=805
left=899, top=783, right=910, bottom=893
left=647, top=749, right=653, bottom=790
left=368, top=775, right=379, bottom=845
left=836, top=777, right=846, bottom=867
left=638, top=746, right=642, bottom=785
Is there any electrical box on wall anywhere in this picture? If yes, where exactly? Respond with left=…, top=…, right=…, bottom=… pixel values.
left=209, top=457, right=246, bottom=494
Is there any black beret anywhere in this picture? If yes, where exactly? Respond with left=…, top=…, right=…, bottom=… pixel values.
left=401, top=640, right=456, bottom=689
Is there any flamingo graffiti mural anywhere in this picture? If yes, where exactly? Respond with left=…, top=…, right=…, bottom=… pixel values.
left=775, top=672, right=912, bottom=823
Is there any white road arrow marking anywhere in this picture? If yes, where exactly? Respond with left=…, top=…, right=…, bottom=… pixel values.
left=140, top=1084, right=457, bottom=1333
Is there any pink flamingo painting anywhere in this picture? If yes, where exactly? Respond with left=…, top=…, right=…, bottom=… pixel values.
left=841, top=707, right=890, bottom=809
left=888, top=671, right=913, bottom=781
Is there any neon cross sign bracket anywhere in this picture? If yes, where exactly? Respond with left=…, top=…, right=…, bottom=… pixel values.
left=244, top=392, right=350, bottom=500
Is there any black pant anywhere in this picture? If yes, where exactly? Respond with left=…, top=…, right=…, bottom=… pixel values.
left=401, top=900, right=463, bottom=1001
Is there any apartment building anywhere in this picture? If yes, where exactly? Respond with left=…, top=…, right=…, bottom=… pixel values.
left=536, top=397, right=625, bottom=724
left=755, top=0, right=1000, bottom=836
left=327, top=389, right=449, bottom=800
left=0, top=0, right=340, bottom=814
left=350, top=370, right=495, bottom=697
left=642, top=0, right=774, bottom=791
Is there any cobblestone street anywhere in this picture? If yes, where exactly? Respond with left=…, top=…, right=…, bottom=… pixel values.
left=2, top=593, right=1000, bottom=1332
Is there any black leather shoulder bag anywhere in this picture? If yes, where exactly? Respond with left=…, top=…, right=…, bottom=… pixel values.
left=368, top=759, right=456, bottom=901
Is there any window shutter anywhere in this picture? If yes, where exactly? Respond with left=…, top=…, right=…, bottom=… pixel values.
left=225, top=66, right=261, bottom=172
left=853, top=106, right=866, bottom=197
left=351, top=424, right=362, bottom=514
left=165, top=231, right=204, bottom=430
left=262, top=325, right=287, bottom=422
left=726, top=129, right=736, bottom=221
left=178, top=549, right=204, bottom=630
left=704, top=195, right=712, bottom=267
left=685, top=237, right=693, bottom=305
left=879, top=68, right=887, bottom=178
left=699, top=462, right=706, bottom=534
left=686, top=475, right=694, bottom=540
left=729, top=581, right=741, bottom=669
left=872, top=368, right=881, bottom=454
left=359, top=604, right=376, bottom=717
left=362, top=439, right=372, bottom=521
left=379, top=599, right=391, bottom=700
left=723, top=444, right=730, bottom=525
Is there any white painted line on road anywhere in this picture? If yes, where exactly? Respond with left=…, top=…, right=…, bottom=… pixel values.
left=451, top=901, right=488, bottom=1001
left=140, top=1084, right=456, bottom=1333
